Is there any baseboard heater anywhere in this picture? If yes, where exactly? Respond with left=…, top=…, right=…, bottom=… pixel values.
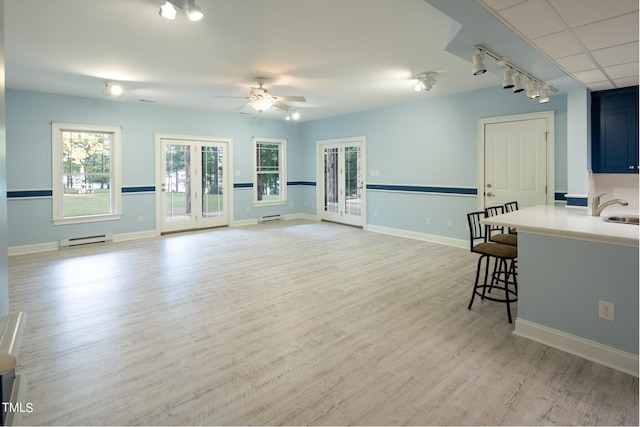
left=258, top=214, right=283, bottom=223
left=60, top=233, right=113, bottom=248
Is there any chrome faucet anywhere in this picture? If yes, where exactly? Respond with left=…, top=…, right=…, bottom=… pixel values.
left=591, top=193, right=629, bottom=216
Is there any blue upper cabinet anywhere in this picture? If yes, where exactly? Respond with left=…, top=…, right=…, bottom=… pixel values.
left=591, top=86, right=639, bottom=174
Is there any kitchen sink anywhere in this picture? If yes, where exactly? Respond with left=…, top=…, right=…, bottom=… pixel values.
left=603, top=215, right=640, bottom=225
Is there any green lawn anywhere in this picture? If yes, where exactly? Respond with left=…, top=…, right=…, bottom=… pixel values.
left=63, top=191, right=224, bottom=217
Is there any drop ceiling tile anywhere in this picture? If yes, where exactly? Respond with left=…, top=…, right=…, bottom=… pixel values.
left=604, top=62, right=640, bottom=79
left=613, top=76, right=640, bottom=87
left=555, top=53, right=597, bottom=73
left=548, top=0, right=638, bottom=28
left=573, top=68, right=607, bottom=84
left=573, top=13, right=639, bottom=50
left=496, top=0, right=566, bottom=39
left=533, top=31, right=584, bottom=59
left=591, top=42, right=639, bottom=67
left=478, top=0, right=526, bottom=12
left=589, top=80, right=615, bottom=91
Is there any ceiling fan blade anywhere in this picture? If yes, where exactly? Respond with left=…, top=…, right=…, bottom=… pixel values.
left=235, top=102, right=249, bottom=111
left=273, top=95, right=306, bottom=102
left=272, top=101, right=291, bottom=111
left=215, top=96, right=250, bottom=99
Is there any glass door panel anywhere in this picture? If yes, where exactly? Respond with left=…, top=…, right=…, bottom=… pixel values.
left=201, top=145, right=224, bottom=219
left=324, top=147, right=339, bottom=213
left=164, top=143, right=192, bottom=225
left=344, top=146, right=362, bottom=216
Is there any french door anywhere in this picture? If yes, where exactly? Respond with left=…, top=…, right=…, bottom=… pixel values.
left=317, top=137, right=365, bottom=227
left=158, top=137, right=230, bottom=233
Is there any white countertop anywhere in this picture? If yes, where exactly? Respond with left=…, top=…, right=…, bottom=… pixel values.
left=483, top=205, right=640, bottom=247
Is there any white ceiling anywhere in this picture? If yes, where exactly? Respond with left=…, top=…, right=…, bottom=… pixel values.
left=3, top=0, right=638, bottom=122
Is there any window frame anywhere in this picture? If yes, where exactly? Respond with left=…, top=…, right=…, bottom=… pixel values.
left=253, top=137, right=287, bottom=206
left=52, top=122, right=122, bottom=225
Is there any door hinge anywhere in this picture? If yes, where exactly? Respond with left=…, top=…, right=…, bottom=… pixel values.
left=544, top=131, right=549, bottom=142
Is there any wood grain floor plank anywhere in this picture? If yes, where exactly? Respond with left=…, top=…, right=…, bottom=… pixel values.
left=8, top=220, right=639, bottom=425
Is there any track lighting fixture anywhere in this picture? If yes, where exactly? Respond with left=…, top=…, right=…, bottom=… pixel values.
left=502, top=69, right=514, bottom=89
left=102, top=81, right=123, bottom=98
left=473, top=44, right=556, bottom=101
left=539, top=85, right=550, bottom=103
left=512, top=74, right=524, bottom=93
left=159, top=0, right=203, bottom=21
left=413, top=72, right=437, bottom=92
left=472, top=53, right=486, bottom=75
left=526, top=79, right=539, bottom=99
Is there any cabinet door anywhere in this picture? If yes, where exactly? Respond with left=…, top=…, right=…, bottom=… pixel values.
left=598, top=106, right=638, bottom=173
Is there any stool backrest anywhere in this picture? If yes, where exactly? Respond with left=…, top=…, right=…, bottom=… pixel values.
left=467, top=211, right=488, bottom=250
left=504, top=201, right=519, bottom=212
left=485, top=205, right=506, bottom=238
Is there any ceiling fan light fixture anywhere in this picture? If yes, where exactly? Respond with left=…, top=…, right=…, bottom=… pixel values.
left=249, top=98, right=273, bottom=112
left=413, top=72, right=437, bottom=92
left=291, top=110, right=300, bottom=120
left=159, top=1, right=177, bottom=20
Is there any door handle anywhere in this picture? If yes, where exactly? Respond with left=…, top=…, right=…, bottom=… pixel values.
left=486, top=192, right=494, bottom=197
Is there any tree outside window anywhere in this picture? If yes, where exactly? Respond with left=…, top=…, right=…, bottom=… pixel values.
left=254, top=138, right=286, bottom=205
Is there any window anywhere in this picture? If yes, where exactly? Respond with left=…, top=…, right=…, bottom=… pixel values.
left=253, top=137, right=286, bottom=205
left=52, top=123, right=122, bottom=224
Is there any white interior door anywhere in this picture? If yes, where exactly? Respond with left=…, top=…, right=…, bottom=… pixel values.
left=483, top=117, right=549, bottom=208
left=318, top=138, right=365, bottom=227
left=159, top=138, right=229, bottom=233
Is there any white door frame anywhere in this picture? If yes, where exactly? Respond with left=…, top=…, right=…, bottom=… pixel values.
left=316, top=136, right=367, bottom=226
left=155, top=133, right=234, bottom=235
left=477, top=111, right=555, bottom=210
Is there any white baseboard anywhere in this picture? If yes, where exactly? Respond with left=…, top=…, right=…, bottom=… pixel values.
left=365, top=224, right=467, bottom=249
left=113, top=230, right=157, bottom=242
left=8, top=242, right=59, bottom=256
left=514, top=318, right=638, bottom=377
left=10, top=230, right=157, bottom=256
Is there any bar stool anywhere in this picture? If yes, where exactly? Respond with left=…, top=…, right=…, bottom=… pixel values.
left=466, top=211, right=518, bottom=323
left=504, top=201, right=519, bottom=234
left=485, top=205, right=517, bottom=247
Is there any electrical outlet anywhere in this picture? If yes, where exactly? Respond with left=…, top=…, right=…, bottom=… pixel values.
left=426, top=217, right=431, bottom=225
left=447, top=219, right=453, bottom=228
left=599, top=300, right=615, bottom=321
left=138, top=216, right=144, bottom=223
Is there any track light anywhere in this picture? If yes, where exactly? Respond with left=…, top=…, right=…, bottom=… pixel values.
left=472, top=53, right=486, bottom=75
left=539, top=86, right=550, bottom=103
left=102, top=81, right=123, bottom=98
left=473, top=44, right=556, bottom=101
left=185, top=0, right=203, bottom=21
left=512, top=74, right=524, bottom=93
left=413, top=72, right=437, bottom=92
left=526, top=79, right=539, bottom=99
left=502, top=69, right=514, bottom=89
left=159, top=0, right=203, bottom=21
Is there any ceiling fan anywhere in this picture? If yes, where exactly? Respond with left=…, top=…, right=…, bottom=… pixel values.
left=217, top=77, right=306, bottom=113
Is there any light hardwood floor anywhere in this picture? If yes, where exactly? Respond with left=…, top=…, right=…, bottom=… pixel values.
left=8, top=220, right=639, bottom=425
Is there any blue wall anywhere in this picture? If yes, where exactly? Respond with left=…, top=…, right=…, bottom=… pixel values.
left=302, top=86, right=567, bottom=241
left=6, top=86, right=567, bottom=247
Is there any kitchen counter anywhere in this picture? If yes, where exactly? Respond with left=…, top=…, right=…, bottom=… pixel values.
left=483, top=205, right=639, bottom=247
left=481, top=204, right=639, bottom=375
